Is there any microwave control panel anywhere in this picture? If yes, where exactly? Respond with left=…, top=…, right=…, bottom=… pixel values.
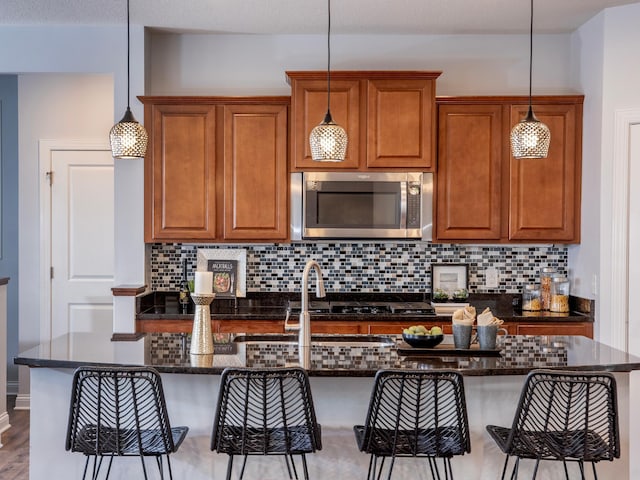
left=407, top=182, right=421, bottom=228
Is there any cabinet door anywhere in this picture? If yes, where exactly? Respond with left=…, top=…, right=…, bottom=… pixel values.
left=516, top=322, right=592, bottom=338
left=145, top=104, right=217, bottom=241
left=218, top=320, right=285, bottom=334
left=222, top=104, right=289, bottom=240
left=311, top=322, right=364, bottom=334
left=436, top=104, right=503, bottom=240
left=367, top=79, right=436, bottom=169
left=290, top=79, right=361, bottom=170
left=509, top=103, right=581, bottom=242
left=368, top=323, right=406, bottom=335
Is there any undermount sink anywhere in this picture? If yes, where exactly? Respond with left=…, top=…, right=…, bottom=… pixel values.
left=233, top=334, right=395, bottom=348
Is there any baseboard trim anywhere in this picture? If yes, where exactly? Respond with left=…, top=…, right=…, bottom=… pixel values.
left=14, top=394, right=30, bottom=411
left=0, top=411, right=11, bottom=443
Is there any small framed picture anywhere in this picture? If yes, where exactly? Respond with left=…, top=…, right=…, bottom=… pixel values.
left=430, top=263, right=468, bottom=294
left=197, top=249, right=247, bottom=298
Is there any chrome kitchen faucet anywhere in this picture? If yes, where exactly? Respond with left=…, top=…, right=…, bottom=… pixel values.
left=285, top=259, right=326, bottom=369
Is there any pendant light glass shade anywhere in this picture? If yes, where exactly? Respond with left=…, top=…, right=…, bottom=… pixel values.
left=510, top=0, right=550, bottom=159
left=110, top=107, right=148, bottom=158
left=510, top=107, right=551, bottom=159
left=309, top=0, right=347, bottom=162
left=310, top=112, right=348, bottom=162
left=110, top=0, right=148, bottom=159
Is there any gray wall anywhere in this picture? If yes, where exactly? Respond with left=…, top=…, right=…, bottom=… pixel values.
left=0, top=75, right=18, bottom=392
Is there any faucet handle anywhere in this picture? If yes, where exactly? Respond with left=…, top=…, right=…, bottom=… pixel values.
left=284, top=308, right=300, bottom=331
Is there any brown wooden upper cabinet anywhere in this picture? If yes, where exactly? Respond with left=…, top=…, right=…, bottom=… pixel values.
left=141, top=96, right=290, bottom=243
left=286, top=71, right=441, bottom=171
left=435, top=96, right=583, bottom=243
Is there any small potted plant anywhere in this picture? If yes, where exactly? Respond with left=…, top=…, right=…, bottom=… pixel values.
left=432, top=288, right=450, bottom=302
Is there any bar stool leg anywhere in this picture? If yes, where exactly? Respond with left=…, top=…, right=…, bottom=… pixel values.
left=301, top=454, right=311, bottom=480
left=386, top=455, right=397, bottom=480
left=239, top=454, right=249, bottom=480
left=154, top=456, right=164, bottom=480
left=377, top=456, right=386, bottom=480
left=499, top=455, right=510, bottom=480
left=427, top=457, right=438, bottom=479
left=166, top=454, right=175, bottom=480
left=365, top=455, right=375, bottom=480
left=445, top=457, right=454, bottom=480
left=531, top=458, right=541, bottom=479
left=138, top=454, right=149, bottom=480
left=225, top=454, right=234, bottom=480
left=283, top=454, right=294, bottom=479
left=510, top=457, right=519, bottom=480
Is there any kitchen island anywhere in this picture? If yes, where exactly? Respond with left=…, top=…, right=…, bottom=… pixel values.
left=16, top=332, right=640, bottom=479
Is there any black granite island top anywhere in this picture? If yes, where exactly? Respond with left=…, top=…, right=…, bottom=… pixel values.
left=15, top=332, right=640, bottom=377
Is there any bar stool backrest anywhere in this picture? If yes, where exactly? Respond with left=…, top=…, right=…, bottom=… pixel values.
left=361, top=370, right=470, bottom=457
left=507, top=370, right=620, bottom=461
left=66, top=366, right=178, bottom=456
left=211, top=367, right=322, bottom=455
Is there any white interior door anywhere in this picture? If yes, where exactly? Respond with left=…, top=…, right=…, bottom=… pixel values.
left=49, top=147, right=114, bottom=339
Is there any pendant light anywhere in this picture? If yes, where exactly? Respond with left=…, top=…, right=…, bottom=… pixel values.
left=109, top=0, right=148, bottom=159
left=510, top=0, right=550, bottom=159
left=309, top=0, right=347, bottom=162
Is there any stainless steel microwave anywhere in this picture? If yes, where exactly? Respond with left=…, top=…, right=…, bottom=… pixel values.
left=291, top=172, right=433, bottom=241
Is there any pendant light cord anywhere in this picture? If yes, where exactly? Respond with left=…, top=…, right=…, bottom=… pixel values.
left=528, top=0, right=533, bottom=111
left=326, top=0, right=332, bottom=115
left=126, top=0, right=131, bottom=110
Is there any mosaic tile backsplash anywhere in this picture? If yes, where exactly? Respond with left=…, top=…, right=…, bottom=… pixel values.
left=147, top=243, right=568, bottom=294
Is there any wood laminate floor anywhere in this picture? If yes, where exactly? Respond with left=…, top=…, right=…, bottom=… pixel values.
left=0, top=396, right=29, bottom=480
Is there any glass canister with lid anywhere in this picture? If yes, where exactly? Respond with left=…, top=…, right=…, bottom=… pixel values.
left=522, top=284, right=541, bottom=311
left=550, top=276, right=570, bottom=313
left=540, top=267, right=557, bottom=310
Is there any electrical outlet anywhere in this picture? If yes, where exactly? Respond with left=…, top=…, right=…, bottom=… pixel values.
left=486, top=267, right=498, bottom=288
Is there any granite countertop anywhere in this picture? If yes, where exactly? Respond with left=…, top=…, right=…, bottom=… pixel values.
left=15, top=331, right=637, bottom=377
left=136, top=291, right=593, bottom=323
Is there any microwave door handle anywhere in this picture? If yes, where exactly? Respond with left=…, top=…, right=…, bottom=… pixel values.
left=400, top=181, right=407, bottom=229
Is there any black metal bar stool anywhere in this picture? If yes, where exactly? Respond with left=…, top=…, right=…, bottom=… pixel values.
left=211, top=367, right=322, bottom=480
left=353, top=369, right=470, bottom=480
left=65, top=366, right=189, bottom=480
left=486, top=369, right=620, bottom=479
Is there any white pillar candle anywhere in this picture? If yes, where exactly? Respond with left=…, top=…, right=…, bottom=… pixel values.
left=194, top=271, right=213, bottom=294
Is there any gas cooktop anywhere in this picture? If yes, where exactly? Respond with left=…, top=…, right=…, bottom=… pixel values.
left=287, top=300, right=436, bottom=316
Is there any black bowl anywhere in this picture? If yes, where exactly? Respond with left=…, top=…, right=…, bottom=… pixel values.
left=402, top=333, right=444, bottom=348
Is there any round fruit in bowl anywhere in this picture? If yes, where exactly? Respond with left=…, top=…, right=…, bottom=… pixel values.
left=402, top=325, right=444, bottom=348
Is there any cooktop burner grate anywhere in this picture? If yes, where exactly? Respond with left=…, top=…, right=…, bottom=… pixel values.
left=287, top=300, right=435, bottom=316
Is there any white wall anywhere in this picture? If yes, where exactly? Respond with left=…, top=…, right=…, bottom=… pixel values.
left=17, top=73, right=114, bottom=398
left=598, top=2, right=640, bottom=350
left=568, top=13, right=605, bottom=306
left=0, top=25, right=146, bottom=403
left=148, top=32, right=576, bottom=96
left=569, top=2, right=640, bottom=347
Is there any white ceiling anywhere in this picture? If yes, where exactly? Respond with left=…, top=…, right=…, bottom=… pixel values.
left=0, top=0, right=637, bottom=35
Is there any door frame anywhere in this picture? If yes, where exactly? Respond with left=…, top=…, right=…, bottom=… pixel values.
left=38, top=139, right=111, bottom=344
left=607, top=109, right=640, bottom=353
